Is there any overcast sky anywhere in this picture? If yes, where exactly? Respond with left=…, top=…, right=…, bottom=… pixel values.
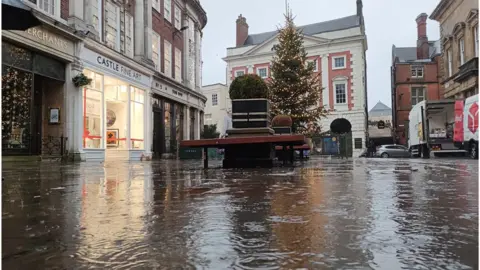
left=200, top=0, right=441, bottom=110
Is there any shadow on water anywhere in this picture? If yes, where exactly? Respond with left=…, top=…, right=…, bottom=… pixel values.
left=2, top=158, right=478, bottom=269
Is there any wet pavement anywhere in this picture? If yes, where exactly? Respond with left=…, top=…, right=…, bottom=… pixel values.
left=2, top=157, right=478, bottom=269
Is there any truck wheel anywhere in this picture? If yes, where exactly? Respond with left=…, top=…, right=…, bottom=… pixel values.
left=422, top=145, right=430, bottom=159
left=470, top=143, right=478, bottom=159
left=381, top=153, right=389, bottom=158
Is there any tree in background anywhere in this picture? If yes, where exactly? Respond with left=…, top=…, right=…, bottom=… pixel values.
left=201, top=124, right=220, bottom=139
left=268, top=10, right=327, bottom=135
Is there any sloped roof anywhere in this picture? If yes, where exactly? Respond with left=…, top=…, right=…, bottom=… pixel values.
left=369, top=101, right=391, bottom=117
left=392, top=41, right=440, bottom=63
left=243, top=15, right=360, bottom=46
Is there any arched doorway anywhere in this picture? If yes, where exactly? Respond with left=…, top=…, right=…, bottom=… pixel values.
left=330, top=118, right=353, bottom=157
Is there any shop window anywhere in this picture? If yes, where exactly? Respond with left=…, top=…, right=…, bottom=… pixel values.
left=152, top=33, right=161, bottom=72
left=190, top=108, right=195, bottom=140
left=164, top=40, right=172, bottom=77
left=165, top=102, right=172, bottom=152
left=121, top=12, right=134, bottom=58
left=175, top=104, right=184, bottom=145
left=104, top=76, right=128, bottom=150
left=2, top=66, right=34, bottom=153
left=130, top=87, right=145, bottom=149
left=83, top=69, right=104, bottom=149
left=175, top=48, right=182, bottom=81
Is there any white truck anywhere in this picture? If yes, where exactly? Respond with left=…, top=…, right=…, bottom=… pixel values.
left=408, top=99, right=466, bottom=158
left=453, top=94, right=479, bottom=159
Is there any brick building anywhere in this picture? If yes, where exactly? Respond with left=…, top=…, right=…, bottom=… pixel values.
left=1, top=0, right=207, bottom=161
left=430, top=0, right=478, bottom=99
left=391, top=13, right=443, bottom=145
left=223, top=0, right=369, bottom=157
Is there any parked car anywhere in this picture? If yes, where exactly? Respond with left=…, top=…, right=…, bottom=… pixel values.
left=376, top=144, right=410, bottom=158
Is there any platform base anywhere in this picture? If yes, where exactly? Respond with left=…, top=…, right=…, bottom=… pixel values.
left=222, top=142, right=275, bottom=168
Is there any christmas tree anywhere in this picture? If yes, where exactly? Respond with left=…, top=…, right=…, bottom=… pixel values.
left=268, top=10, right=327, bottom=135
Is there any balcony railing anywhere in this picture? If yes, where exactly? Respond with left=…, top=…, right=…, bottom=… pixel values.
left=454, top=57, right=478, bottom=83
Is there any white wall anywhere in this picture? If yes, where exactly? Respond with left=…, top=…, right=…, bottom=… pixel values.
left=202, top=83, right=229, bottom=136
left=223, top=25, right=368, bottom=156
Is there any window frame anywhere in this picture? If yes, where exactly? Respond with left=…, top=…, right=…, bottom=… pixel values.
left=104, top=1, right=121, bottom=51
left=459, top=38, right=465, bottom=65
left=24, top=0, right=65, bottom=23
left=332, top=56, right=346, bottom=70
left=152, top=32, right=161, bottom=72
left=411, top=66, right=424, bottom=78
left=334, top=82, right=347, bottom=104
left=257, top=67, right=268, bottom=79
left=152, top=0, right=160, bottom=12
left=307, top=59, right=318, bottom=72
left=474, top=26, right=479, bottom=57
left=411, top=87, right=425, bottom=106
left=447, top=49, right=453, bottom=77
left=164, top=40, right=172, bottom=77
left=174, top=47, right=182, bottom=81
left=174, top=4, right=182, bottom=30
left=212, top=93, right=218, bottom=106
left=122, top=12, right=134, bottom=58
left=164, top=0, right=172, bottom=22
left=235, top=70, right=245, bottom=77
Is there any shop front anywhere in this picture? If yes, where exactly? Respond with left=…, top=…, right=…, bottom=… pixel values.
left=151, top=79, right=205, bottom=159
left=80, top=47, right=152, bottom=161
left=1, top=25, right=77, bottom=158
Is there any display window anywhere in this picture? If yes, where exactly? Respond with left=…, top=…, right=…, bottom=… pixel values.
left=164, top=102, right=172, bottom=152
left=82, top=69, right=146, bottom=151
left=130, top=87, right=145, bottom=149
left=83, top=69, right=104, bottom=149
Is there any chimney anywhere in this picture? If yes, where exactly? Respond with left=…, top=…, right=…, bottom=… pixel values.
left=236, top=14, right=249, bottom=47
left=356, top=0, right=363, bottom=17
left=416, top=13, right=429, bottom=59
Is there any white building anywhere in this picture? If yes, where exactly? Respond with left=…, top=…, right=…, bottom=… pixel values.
left=1, top=0, right=207, bottom=162
left=202, top=83, right=231, bottom=136
left=223, top=0, right=368, bottom=157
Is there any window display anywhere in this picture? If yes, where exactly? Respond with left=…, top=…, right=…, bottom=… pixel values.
left=165, top=102, right=172, bottom=153
left=130, top=87, right=145, bottom=149
left=175, top=104, right=184, bottom=143
left=83, top=69, right=103, bottom=149
left=83, top=69, right=146, bottom=152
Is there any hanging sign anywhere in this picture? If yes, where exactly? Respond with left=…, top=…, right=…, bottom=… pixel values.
left=377, top=120, right=385, bottom=129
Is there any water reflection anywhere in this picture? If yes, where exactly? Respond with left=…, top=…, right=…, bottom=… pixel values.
left=2, top=158, right=478, bottom=269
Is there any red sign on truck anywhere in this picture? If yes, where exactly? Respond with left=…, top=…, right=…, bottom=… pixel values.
left=454, top=100, right=464, bottom=142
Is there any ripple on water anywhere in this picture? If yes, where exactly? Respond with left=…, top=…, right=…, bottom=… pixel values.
left=267, top=215, right=310, bottom=224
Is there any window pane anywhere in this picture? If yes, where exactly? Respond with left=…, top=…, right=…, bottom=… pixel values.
left=334, top=57, right=344, bottom=68
left=130, top=102, right=144, bottom=149
left=84, top=88, right=103, bottom=149
left=335, top=83, right=346, bottom=103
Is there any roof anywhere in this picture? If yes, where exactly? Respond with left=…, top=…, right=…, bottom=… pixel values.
left=392, top=41, right=440, bottom=63
left=242, top=15, right=360, bottom=46
left=369, top=101, right=391, bottom=117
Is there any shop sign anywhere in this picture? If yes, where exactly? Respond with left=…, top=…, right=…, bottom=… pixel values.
left=82, top=48, right=150, bottom=87
left=12, top=26, right=74, bottom=55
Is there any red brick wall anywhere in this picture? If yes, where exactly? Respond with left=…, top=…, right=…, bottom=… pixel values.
left=328, top=51, right=353, bottom=111
left=152, top=2, right=184, bottom=79
left=61, top=0, right=68, bottom=20
left=393, top=62, right=442, bottom=144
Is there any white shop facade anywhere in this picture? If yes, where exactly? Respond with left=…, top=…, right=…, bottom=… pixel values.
left=79, top=46, right=153, bottom=161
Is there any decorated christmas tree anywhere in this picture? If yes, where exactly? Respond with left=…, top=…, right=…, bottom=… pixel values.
left=268, top=10, right=327, bottom=135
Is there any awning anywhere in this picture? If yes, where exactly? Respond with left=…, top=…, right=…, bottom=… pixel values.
left=2, top=0, right=41, bottom=30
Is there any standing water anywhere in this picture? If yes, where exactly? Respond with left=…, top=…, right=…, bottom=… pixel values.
left=2, top=158, right=478, bottom=269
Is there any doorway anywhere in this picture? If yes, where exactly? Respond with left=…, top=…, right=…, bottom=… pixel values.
left=152, top=106, right=164, bottom=159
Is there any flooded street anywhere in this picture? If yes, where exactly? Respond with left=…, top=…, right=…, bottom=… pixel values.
left=2, top=158, right=478, bottom=269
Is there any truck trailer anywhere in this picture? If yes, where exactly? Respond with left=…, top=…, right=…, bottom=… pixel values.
left=408, top=99, right=466, bottom=158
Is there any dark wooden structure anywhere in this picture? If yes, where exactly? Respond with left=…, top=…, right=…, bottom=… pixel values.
left=180, top=135, right=306, bottom=169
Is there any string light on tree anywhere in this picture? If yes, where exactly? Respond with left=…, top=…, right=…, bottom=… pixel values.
left=268, top=9, right=327, bottom=136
